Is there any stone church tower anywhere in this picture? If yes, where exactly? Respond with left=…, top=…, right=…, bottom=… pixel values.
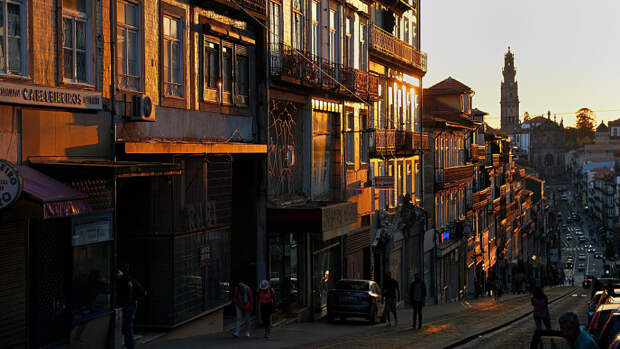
left=501, top=47, right=519, bottom=132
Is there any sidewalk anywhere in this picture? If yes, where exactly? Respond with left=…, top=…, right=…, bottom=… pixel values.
left=144, top=286, right=575, bottom=349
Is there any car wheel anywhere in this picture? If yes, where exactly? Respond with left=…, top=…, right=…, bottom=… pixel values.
left=369, top=306, right=378, bottom=325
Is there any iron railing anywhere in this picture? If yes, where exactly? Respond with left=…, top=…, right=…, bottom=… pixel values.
left=370, top=25, right=427, bottom=72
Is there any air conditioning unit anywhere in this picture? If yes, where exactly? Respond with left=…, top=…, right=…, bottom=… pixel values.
left=122, top=94, right=155, bottom=122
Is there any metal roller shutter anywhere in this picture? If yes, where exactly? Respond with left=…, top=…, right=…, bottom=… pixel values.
left=0, top=220, right=27, bottom=349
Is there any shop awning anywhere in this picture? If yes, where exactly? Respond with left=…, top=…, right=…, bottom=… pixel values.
left=18, top=165, right=92, bottom=219
left=29, top=158, right=182, bottom=178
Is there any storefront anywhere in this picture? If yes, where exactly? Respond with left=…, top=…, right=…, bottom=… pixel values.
left=268, top=201, right=357, bottom=321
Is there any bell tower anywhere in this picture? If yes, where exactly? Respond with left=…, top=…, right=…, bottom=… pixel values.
left=501, top=47, right=519, bottom=132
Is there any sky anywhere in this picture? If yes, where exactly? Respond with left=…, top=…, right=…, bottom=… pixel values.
left=421, top=0, right=620, bottom=129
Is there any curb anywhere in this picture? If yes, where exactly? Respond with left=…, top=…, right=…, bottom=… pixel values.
left=441, top=287, right=578, bottom=349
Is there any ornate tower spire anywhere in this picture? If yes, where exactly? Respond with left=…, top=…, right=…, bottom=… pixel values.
left=501, top=47, right=519, bottom=132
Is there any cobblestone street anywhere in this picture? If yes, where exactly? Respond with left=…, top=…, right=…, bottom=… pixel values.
left=146, top=286, right=578, bottom=349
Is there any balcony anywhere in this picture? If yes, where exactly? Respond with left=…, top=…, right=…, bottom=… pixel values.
left=370, top=26, right=427, bottom=74
left=368, top=74, right=380, bottom=100
left=238, top=0, right=265, bottom=15
left=371, top=130, right=429, bottom=157
left=208, top=0, right=266, bottom=18
left=505, top=201, right=516, bottom=217
left=378, top=0, right=417, bottom=16
left=269, top=44, right=372, bottom=100
left=492, top=154, right=500, bottom=167
left=472, top=187, right=491, bottom=209
left=436, top=164, right=474, bottom=189
left=470, top=144, right=486, bottom=162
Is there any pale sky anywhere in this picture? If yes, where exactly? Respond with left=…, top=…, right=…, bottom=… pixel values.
left=421, top=0, right=620, bottom=129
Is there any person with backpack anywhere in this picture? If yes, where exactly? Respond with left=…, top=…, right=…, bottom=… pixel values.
left=233, top=282, right=253, bottom=338
left=115, top=269, right=147, bottom=349
left=256, top=280, right=276, bottom=338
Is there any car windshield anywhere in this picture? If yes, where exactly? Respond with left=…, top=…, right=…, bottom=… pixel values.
left=335, top=280, right=370, bottom=291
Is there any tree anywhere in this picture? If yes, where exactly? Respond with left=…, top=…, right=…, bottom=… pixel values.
left=575, top=108, right=596, bottom=131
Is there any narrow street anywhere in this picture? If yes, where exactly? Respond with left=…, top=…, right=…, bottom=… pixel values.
left=461, top=288, right=589, bottom=348
left=146, top=287, right=578, bottom=349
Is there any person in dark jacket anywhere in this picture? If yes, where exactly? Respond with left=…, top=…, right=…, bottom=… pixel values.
left=409, top=273, right=427, bottom=329
left=531, top=286, right=551, bottom=330
left=115, top=270, right=146, bottom=349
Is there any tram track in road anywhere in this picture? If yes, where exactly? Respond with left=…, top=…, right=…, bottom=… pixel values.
left=442, top=287, right=579, bottom=349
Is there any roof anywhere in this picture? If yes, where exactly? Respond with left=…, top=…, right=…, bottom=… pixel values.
left=422, top=96, right=476, bottom=130
left=425, top=77, right=474, bottom=96
left=609, top=118, right=620, bottom=127
left=597, top=121, right=609, bottom=132
left=523, top=116, right=555, bottom=126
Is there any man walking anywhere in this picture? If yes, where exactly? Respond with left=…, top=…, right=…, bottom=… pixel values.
left=382, top=272, right=400, bottom=327
left=115, top=270, right=146, bottom=349
left=232, top=282, right=253, bottom=338
left=409, top=273, right=426, bottom=329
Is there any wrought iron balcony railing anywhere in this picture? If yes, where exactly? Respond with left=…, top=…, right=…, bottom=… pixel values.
left=470, top=144, right=486, bottom=162
left=269, top=43, right=373, bottom=100
left=436, top=164, right=474, bottom=189
left=370, top=25, right=427, bottom=73
left=472, top=187, right=491, bottom=209
left=370, top=130, right=430, bottom=158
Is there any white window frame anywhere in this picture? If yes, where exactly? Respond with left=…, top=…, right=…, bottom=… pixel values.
left=63, top=0, right=92, bottom=84
left=311, top=1, right=320, bottom=57
left=329, top=9, right=338, bottom=64
left=117, top=0, right=141, bottom=91
left=0, top=0, right=28, bottom=76
left=291, top=0, right=303, bottom=50
left=162, top=14, right=184, bottom=98
left=346, top=111, right=354, bottom=164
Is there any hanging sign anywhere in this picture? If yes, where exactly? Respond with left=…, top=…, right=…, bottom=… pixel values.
left=0, top=159, right=22, bottom=210
left=0, top=82, right=102, bottom=110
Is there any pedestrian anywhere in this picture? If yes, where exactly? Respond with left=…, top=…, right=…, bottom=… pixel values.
left=531, top=286, right=551, bottom=330
left=115, top=269, right=147, bottom=349
left=256, top=280, right=276, bottom=338
left=408, top=273, right=426, bottom=329
left=233, top=282, right=253, bottom=338
left=494, top=278, right=503, bottom=300
left=382, top=272, right=400, bottom=327
left=558, top=312, right=599, bottom=348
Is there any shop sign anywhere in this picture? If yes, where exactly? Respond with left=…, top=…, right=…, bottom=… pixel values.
left=373, top=176, right=394, bottom=189
left=72, top=214, right=113, bottom=246
left=0, top=159, right=22, bottom=210
left=321, top=202, right=357, bottom=232
left=0, top=82, right=102, bottom=110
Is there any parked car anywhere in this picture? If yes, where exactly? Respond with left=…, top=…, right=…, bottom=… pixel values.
left=597, top=312, right=620, bottom=348
left=562, top=195, right=568, bottom=201
left=327, top=279, right=385, bottom=324
left=580, top=253, right=587, bottom=260
left=578, top=264, right=586, bottom=272
left=595, top=253, right=603, bottom=259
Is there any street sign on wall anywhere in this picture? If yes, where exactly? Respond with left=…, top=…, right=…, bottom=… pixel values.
left=0, top=159, right=22, bottom=210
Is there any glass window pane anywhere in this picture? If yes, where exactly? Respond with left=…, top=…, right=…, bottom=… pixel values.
left=117, top=30, right=126, bottom=74
left=163, top=17, right=169, bottom=36
left=222, top=47, right=232, bottom=91
left=171, top=41, right=180, bottom=83
left=64, top=48, right=73, bottom=79
left=0, top=4, right=4, bottom=37
left=116, top=1, right=125, bottom=23
left=8, top=37, right=20, bottom=72
left=125, top=3, right=137, bottom=27
left=205, top=42, right=219, bottom=89
left=7, top=3, right=20, bottom=37
left=76, top=20, right=86, bottom=50
left=0, top=35, right=4, bottom=72
left=127, top=30, right=137, bottom=75
left=76, top=51, right=86, bottom=81
left=72, top=244, right=111, bottom=321
left=63, top=18, right=73, bottom=48
left=169, top=17, right=177, bottom=38
left=163, top=40, right=169, bottom=81
left=236, top=54, right=248, bottom=96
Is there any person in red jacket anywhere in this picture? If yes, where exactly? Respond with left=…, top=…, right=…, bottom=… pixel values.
left=233, top=282, right=253, bottom=337
left=256, top=280, right=277, bottom=338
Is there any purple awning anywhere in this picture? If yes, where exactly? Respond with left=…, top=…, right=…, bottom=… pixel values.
left=18, top=165, right=92, bottom=219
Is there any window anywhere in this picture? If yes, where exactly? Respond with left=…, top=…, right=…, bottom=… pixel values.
left=63, top=0, right=91, bottom=83
left=235, top=46, right=249, bottom=104
left=162, top=15, right=183, bottom=97
left=203, top=37, right=250, bottom=107
left=329, top=9, right=338, bottom=63
left=404, top=18, right=409, bottom=44
left=0, top=0, right=27, bottom=75
left=311, top=1, right=320, bottom=56
left=292, top=0, right=304, bottom=50
left=312, top=111, right=335, bottom=200
left=359, top=23, right=367, bottom=71
left=394, top=15, right=400, bottom=39
left=117, top=0, right=141, bottom=90
left=345, top=17, right=354, bottom=68
left=269, top=1, right=281, bottom=46
left=205, top=40, right=219, bottom=90
left=360, top=112, right=368, bottom=163
left=346, top=112, right=354, bottom=164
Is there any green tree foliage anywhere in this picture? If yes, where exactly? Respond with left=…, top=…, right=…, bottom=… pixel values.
left=576, top=108, right=596, bottom=131
left=565, top=126, right=594, bottom=150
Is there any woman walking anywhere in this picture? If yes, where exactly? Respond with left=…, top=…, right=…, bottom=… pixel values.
left=256, top=280, right=277, bottom=338
left=232, top=282, right=253, bottom=338
left=531, top=286, right=552, bottom=330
